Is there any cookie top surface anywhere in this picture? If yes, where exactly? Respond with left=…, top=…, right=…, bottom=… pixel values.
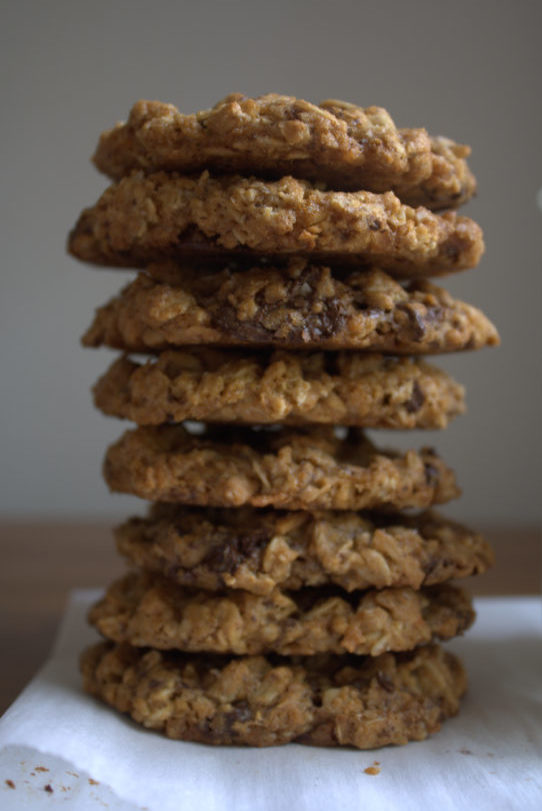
left=81, top=641, right=466, bottom=748
left=89, top=571, right=473, bottom=656
left=82, top=266, right=499, bottom=354
left=94, top=351, right=465, bottom=429
left=68, top=172, right=483, bottom=277
left=116, top=505, right=493, bottom=595
left=103, top=424, right=460, bottom=511
left=92, top=93, right=476, bottom=210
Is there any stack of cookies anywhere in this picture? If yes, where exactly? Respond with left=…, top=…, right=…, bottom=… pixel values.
left=69, top=94, right=498, bottom=748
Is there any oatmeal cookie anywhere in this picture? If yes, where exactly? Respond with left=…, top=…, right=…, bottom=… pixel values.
left=88, top=572, right=473, bottom=656
left=103, top=424, right=459, bottom=510
left=81, top=641, right=466, bottom=747
left=68, top=172, right=483, bottom=277
left=93, top=350, right=465, bottom=428
left=92, top=94, right=476, bottom=209
left=115, top=505, right=493, bottom=595
left=82, top=266, right=499, bottom=353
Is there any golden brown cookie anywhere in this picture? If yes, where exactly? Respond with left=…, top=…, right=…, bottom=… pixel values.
left=68, top=172, right=483, bottom=277
left=82, top=266, right=499, bottom=354
left=116, top=505, right=493, bottom=595
left=93, top=351, right=466, bottom=428
left=80, top=641, right=467, bottom=747
left=89, top=571, right=473, bottom=656
left=103, top=424, right=460, bottom=511
left=92, top=93, right=476, bottom=209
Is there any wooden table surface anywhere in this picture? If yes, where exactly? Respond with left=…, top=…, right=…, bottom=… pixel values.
left=1, top=521, right=540, bottom=716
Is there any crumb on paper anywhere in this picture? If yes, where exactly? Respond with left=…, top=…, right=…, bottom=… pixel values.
left=89, top=777, right=100, bottom=785
left=5, top=779, right=15, bottom=789
left=364, top=760, right=381, bottom=776
left=66, top=771, right=79, bottom=778
left=44, top=784, right=54, bottom=793
left=459, top=748, right=472, bottom=755
left=35, top=766, right=49, bottom=772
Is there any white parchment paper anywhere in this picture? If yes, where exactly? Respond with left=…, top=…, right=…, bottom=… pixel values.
left=1, top=591, right=541, bottom=811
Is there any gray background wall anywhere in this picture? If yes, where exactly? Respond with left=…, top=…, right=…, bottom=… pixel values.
left=1, top=0, right=540, bottom=524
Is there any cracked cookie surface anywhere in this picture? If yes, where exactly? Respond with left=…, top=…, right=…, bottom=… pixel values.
left=89, top=571, right=473, bottom=656
left=68, top=172, right=483, bottom=277
left=116, top=506, right=493, bottom=595
left=103, top=424, right=460, bottom=511
left=94, top=350, right=465, bottom=428
left=82, top=266, right=499, bottom=353
left=92, top=93, right=476, bottom=209
left=80, top=641, right=467, bottom=747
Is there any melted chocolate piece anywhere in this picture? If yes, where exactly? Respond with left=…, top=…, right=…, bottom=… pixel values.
left=213, top=267, right=348, bottom=343
left=203, top=530, right=272, bottom=573
left=404, top=380, right=426, bottom=413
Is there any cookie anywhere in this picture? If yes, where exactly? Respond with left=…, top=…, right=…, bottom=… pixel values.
left=92, top=93, right=476, bottom=209
left=93, top=351, right=466, bottom=429
left=81, top=641, right=467, bottom=747
left=68, top=172, right=483, bottom=277
left=115, top=505, right=493, bottom=595
left=82, top=266, right=499, bottom=353
left=88, top=572, right=473, bottom=656
left=103, top=424, right=460, bottom=510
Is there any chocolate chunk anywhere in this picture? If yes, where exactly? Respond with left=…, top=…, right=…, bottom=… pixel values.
left=404, top=380, right=426, bottom=413
left=224, top=700, right=252, bottom=735
left=203, top=530, right=271, bottom=574
left=213, top=267, right=348, bottom=343
left=396, top=302, right=427, bottom=341
left=424, top=462, right=440, bottom=486
left=442, top=234, right=462, bottom=263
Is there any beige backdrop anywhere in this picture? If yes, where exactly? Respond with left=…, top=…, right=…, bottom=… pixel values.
left=1, top=0, right=540, bottom=524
